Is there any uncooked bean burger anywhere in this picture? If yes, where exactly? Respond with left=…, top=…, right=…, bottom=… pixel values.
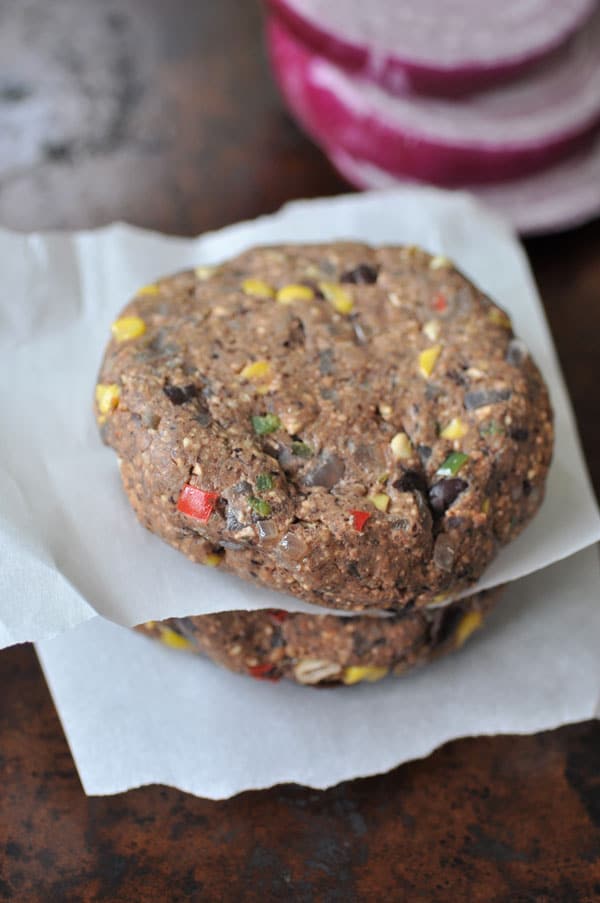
left=137, top=587, right=500, bottom=686
left=95, top=243, right=553, bottom=612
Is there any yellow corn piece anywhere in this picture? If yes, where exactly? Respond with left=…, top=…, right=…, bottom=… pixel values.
left=488, top=307, right=512, bottom=329
left=195, top=265, right=216, bottom=280
left=342, top=665, right=388, bottom=685
left=418, top=345, right=441, bottom=378
left=427, top=592, right=451, bottom=609
left=390, top=431, right=413, bottom=460
left=240, top=360, right=272, bottom=382
left=423, top=319, right=441, bottom=341
left=481, top=498, right=491, bottom=515
left=111, top=315, right=146, bottom=342
left=429, top=255, right=452, bottom=270
left=276, top=283, right=315, bottom=304
left=136, top=283, right=160, bottom=296
left=455, top=610, right=483, bottom=648
left=440, top=417, right=468, bottom=440
left=158, top=626, right=193, bottom=651
left=241, top=278, right=275, bottom=298
left=318, top=282, right=354, bottom=315
left=95, top=383, right=120, bottom=415
left=204, top=553, right=222, bottom=568
left=370, top=493, right=390, bottom=512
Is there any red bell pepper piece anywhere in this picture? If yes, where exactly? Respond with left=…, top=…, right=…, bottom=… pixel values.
left=249, top=663, right=280, bottom=682
left=432, top=292, right=448, bottom=313
left=266, top=609, right=289, bottom=624
left=349, top=509, right=371, bottom=532
left=177, top=484, right=219, bottom=522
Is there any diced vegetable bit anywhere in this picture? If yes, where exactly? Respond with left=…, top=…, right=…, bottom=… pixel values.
left=437, top=451, right=469, bottom=477
left=390, top=431, right=413, bottom=460
left=177, top=484, right=219, bottom=522
left=318, top=281, right=354, bottom=315
left=256, top=473, right=274, bottom=491
left=241, top=278, right=275, bottom=298
left=249, top=662, right=280, bottom=681
left=481, top=498, right=491, bottom=515
left=95, top=383, right=120, bottom=415
left=276, top=283, right=315, bottom=303
left=440, top=417, right=468, bottom=440
left=432, top=293, right=448, bottom=313
left=248, top=496, right=272, bottom=517
left=480, top=420, right=504, bottom=436
left=204, top=553, right=222, bottom=567
left=342, top=665, right=388, bottom=685
left=423, top=319, right=441, bottom=341
left=136, top=283, right=160, bottom=296
left=429, top=255, right=452, bottom=270
left=370, top=492, right=390, bottom=512
left=195, top=265, right=216, bottom=280
left=251, top=413, right=281, bottom=435
left=240, top=360, right=272, bottom=382
left=291, top=440, right=313, bottom=458
left=418, top=345, right=441, bottom=378
left=267, top=608, right=288, bottom=623
left=488, top=307, right=512, bottom=329
left=157, top=626, right=192, bottom=651
left=455, top=610, right=483, bottom=647
left=350, top=509, right=371, bottom=532
left=111, top=315, right=147, bottom=342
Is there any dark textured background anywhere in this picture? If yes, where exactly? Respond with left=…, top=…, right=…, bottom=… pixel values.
left=0, top=1, right=599, bottom=900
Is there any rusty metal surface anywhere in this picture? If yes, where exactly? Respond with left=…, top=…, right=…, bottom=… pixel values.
left=0, top=0, right=599, bottom=899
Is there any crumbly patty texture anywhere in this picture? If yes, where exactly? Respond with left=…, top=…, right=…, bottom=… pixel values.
left=136, top=589, right=500, bottom=686
left=96, top=243, right=553, bottom=611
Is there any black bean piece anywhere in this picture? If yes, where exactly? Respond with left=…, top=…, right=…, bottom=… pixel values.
left=506, top=338, right=528, bottom=366
left=392, top=470, right=428, bottom=495
left=428, top=478, right=468, bottom=515
left=510, top=427, right=530, bottom=442
left=340, top=263, right=379, bottom=284
left=233, top=480, right=253, bottom=494
left=163, top=383, right=198, bottom=405
left=464, top=388, right=512, bottom=410
left=417, top=444, right=432, bottom=463
left=304, top=452, right=345, bottom=489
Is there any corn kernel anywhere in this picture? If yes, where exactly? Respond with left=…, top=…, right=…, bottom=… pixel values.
left=276, top=283, right=315, bottom=303
left=204, top=553, right=222, bottom=568
left=481, top=498, right=491, bottom=515
left=241, top=278, right=275, bottom=298
left=319, top=282, right=354, bottom=315
left=440, top=417, right=468, bottom=440
left=488, top=307, right=512, bottom=329
left=429, top=255, right=452, bottom=270
left=111, top=315, right=146, bottom=342
left=342, top=665, right=388, bottom=685
left=426, top=592, right=452, bottom=609
left=95, top=383, right=120, bottom=415
left=158, top=626, right=193, bottom=650
left=390, top=432, right=413, bottom=460
left=240, top=359, right=272, bottom=382
left=195, top=265, right=216, bottom=280
left=136, top=283, right=160, bottom=296
left=418, top=345, right=441, bottom=378
left=423, top=319, right=441, bottom=341
left=455, top=610, right=483, bottom=647
left=370, top=493, right=390, bottom=512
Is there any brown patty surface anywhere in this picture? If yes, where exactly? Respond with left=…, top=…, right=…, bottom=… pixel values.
left=136, top=588, right=500, bottom=686
left=96, top=242, right=553, bottom=611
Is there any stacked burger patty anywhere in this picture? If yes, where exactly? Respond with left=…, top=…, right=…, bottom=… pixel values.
left=95, top=243, right=553, bottom=685
left=265, top=0, right=600, bottom=231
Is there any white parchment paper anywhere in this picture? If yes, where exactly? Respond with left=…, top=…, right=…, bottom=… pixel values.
left=36, top=545, right=600, bottom=799
left=1, top=187, right=599, bottom=649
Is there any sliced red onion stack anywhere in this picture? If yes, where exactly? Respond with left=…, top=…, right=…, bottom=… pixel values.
left=265, top=1, right=600, bottom=232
